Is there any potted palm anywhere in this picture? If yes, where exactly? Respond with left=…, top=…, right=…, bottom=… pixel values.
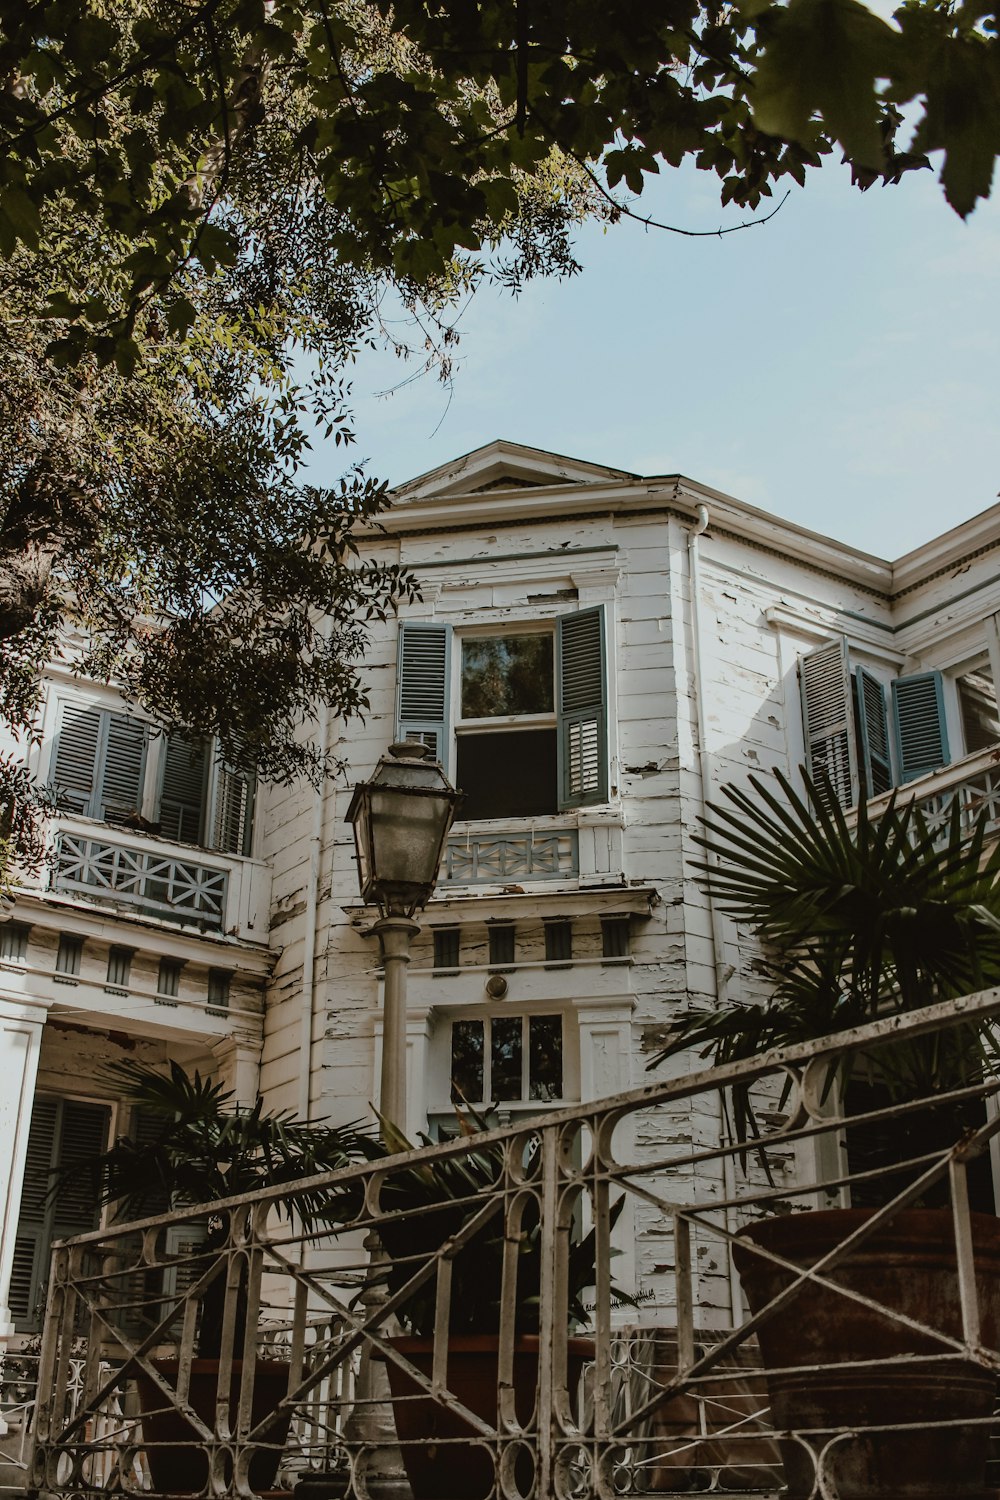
left=72, top=1060, right=369, bottom=1495
left=361, top=1114, right=625, bottom=1500
left=653, top=770, right=1000, bottom=1500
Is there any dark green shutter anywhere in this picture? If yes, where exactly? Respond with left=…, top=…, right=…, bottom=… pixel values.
left=799, top=638, right=857, bottom=808
left=50, top=704, right=102, bottom=814
left=892, top=672, right=949, bottom=782
left=396, top=623, right=451, bottom=762
left=854, top=667, right=893, bottom=797
left=159, top=735, right=208, bottom=843
left=9, top=1097, right=108, bottom=1332
left=557, top=607, right=608, bottom=809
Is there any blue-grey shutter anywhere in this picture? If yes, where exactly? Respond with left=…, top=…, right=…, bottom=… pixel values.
left=97, top=712, right=146, bottom=820
left=396, top=623, right=451, bottom=763
left=557, top=606, right=608, bottom=809
left=892, top=672, right=949, bottom=782
left=799, top=638, right=857, bottom=808
left=159, top=735, right=208, bottom=843
left=854, top=667, right=893, bottom=797
left=50, top=704, right=102, bottom=815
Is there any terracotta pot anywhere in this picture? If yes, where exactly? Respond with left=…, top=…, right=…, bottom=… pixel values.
left=732, top=1209, right=1000, bottom=1500
left=135, top=1357, right=292, bottom=1494
left=382, top=1333, right=594, bottom=1500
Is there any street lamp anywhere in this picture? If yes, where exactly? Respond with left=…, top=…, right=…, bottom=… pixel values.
left=346, top=741, right=461, bottom=1127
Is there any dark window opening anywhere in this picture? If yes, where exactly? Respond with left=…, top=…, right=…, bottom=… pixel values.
left=55, top=934, right=83, bottom=978
left=544, top=920, right=572, bottom=964
left=207, top=969, right=231, bottom=1013
left=106, top=946, right=132, bottom=989
left=601, top=917, right=631, bottom=959
left=488, top=924, right=515, bottom=967
left=959, top=668, right=1000, bottom=755
left=157, top=958, right=183, bottom=1003
left=456, top=728, right=557, bottom=821
left=433, top=928, right=460, bottom=971
left=0, top=923, right=30, bottom=962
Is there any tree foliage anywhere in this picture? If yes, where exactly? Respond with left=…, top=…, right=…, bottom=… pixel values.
left=2, top=0, right=996, bottom=866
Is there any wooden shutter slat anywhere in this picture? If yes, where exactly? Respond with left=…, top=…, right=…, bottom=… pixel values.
left=892, top=672, right=950, bottom=782
left=98, top=713, right=146, bottom=818
left=51, top=705, right=102, bottom=815
left=557, top=607, right=608, bottom=808
left=397, top=623, right=451, bottom=763
left=799, top=637, right=857, bottom=808
left=159, top=735, right=208, bottom=843
left=855, top=667, right=893, bottom=797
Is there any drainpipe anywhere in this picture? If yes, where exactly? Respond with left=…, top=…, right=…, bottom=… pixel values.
left=297, top=631, right=332, bottom=1122
left=686, top=504, right=743, bottom=1318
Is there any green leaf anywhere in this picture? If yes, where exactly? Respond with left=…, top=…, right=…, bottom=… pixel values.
left=753, top=0, right=899, bottom=167
left=0, top=186, right=43, bottom=250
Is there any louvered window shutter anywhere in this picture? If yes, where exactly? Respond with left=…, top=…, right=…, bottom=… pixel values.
left=799, top=637, right=857, bottom=808
left=854, top=667, right=893, bottom=797
left=159, top=735, right=208, bottom=843
left=396, top=623, right=451, bottom=762
left=10, top=1097, right=108, bottom=1332
left=557, top=607, right=608, bottom=809
left=97, top=712, right=146, bottom=820
left=212, top=741, right=256, bottom=856
left=50, top=704, right=102, bottom=815
left=891, top=672, right=950, bottom=782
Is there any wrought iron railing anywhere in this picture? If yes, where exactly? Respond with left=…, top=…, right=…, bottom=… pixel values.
left=27, top=986, right=1000, bottom=1499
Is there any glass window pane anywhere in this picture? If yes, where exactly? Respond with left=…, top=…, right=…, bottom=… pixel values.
left=491, top=1017, right=523, bottom=1101
left=461, top=635, right=554, bottom=719
left=451, top=1020, right=484, bottom=1103
left=529, top=1016, right=563, bottom=1101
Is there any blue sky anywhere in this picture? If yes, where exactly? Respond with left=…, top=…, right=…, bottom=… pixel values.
left=304, top=152, right=999, bottom=561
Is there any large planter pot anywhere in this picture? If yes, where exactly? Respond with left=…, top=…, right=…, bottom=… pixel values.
left=732, top=1209, right=1000, bottom=1500
left=135, top=1357, right=292, bottom=1495
left=381, top=1333, right=594, bottom=1500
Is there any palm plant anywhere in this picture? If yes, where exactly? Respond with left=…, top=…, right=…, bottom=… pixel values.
left=652, top=770, right=1000, bottom=1182
left=72, top=1060, right=370, bottom=1357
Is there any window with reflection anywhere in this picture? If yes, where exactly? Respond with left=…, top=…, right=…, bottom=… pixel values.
left=450, top=1014, right=564, bottom=1105
left=456, top=632, right=557, bottom=820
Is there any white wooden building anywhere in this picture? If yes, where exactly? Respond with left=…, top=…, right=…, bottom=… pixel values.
left=4, top=438, right=1000, bottom=1348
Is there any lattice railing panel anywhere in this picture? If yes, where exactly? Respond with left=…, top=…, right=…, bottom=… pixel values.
left=52, top=833, right=228, bottom=928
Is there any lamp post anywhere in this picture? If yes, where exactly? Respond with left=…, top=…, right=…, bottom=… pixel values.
left=346, top=741, right=461, bottom=1128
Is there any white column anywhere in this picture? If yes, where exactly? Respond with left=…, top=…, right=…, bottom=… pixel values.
left=0, top=997, right=49, bottom=1339
left=211, top=1030, right=263, bottom=1107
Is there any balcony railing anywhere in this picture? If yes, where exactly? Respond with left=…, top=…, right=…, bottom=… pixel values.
left=442, top=808, right=625, bottom=887
left=862, top=744, right=1000, bottom=841
left=31, top=815, right=272, bottom=941
left=26, top=986, right=1000, bottom=1499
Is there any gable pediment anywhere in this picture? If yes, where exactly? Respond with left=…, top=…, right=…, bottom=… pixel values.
left=394, top=440, right=636, bottom=503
